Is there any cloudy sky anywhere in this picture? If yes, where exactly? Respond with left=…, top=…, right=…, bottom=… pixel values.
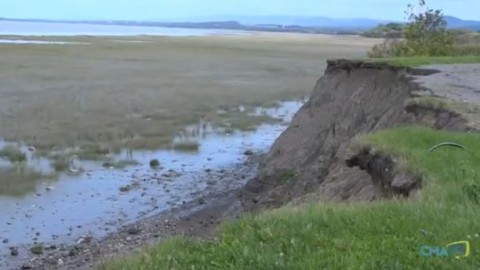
left=0, top=0, right=478, bottom=21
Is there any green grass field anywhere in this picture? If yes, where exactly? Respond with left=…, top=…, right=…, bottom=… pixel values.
left=101, top=126, right=480, bottom=269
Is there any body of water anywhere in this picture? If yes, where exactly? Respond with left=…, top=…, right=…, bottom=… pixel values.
left=0, top=101, right=304, bottom=267
left=0, top=21, right=247, bottom=36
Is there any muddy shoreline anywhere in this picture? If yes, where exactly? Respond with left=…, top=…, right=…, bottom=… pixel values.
left=11, top=155, right=260, bottom=270
left=0, top=101, right=304, bottom=270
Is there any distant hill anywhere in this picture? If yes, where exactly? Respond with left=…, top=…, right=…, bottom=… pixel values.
left=445, top=16, right=480, bottom=31
left=2, top=15, right=479, bottom=34
left=189, top=15, right=389, bottom=30
left=190, top=15, right=480, bottom=31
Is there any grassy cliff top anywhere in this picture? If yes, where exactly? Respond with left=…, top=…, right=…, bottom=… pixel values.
left=101, top=126, right=480, bottom=269
left=366, top=55, right=480, bottom=67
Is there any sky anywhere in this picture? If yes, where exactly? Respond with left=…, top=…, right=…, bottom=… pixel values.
left=0, top=0, right=478, bottom=21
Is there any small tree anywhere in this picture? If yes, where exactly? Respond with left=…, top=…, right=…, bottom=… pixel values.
left=368, top=0, right=454, bottom=57
left=403, top=0, right=454, bottom=56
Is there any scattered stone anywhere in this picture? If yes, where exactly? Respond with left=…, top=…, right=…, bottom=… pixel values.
left=198, top=199, right=205, bottom=205
left=30, top=244, right=44, bottom=255
left=244, top=150, right=254, bottom=156
left=2, top=239, right=8, bottom=244
left=68, top=248, right=77, bottom=257
left=21, top=263, right=32, bottom=270
left=149, top=159, right=160, bottom=168
left=205, top=168, right=212, bottom=173
left=127, top=227, right=142, bottom=235
left=10, top=247, right=18, bottom=256
left=57, top=259, right=64, bottom=267
left=45, top=186, right=55, bottom=191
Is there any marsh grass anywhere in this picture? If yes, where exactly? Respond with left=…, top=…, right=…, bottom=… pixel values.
left=101, top=126, right=480, bottom=269
left=172, top=141, right=200, bottom=152
left=0, top=146, right=26, bottom=163
left=51, top=155, right=71, bottom=172
left=0, top=167, right=56, bottom=196
left=102, top=159, right=139, bottom=169
left=0, top=34, right=375, bottom=155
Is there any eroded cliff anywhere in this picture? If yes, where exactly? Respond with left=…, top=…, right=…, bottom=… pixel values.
left=241, top=59, right=471, bottom=210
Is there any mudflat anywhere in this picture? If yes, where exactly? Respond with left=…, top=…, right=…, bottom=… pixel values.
left=0, top=33, right=377, bottom=152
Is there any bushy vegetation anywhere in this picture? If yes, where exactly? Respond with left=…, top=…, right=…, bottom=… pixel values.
left=101, top=127, right=480, bottom=269
left=368, top=0, right=479, bottom=58
left=363, top=23, right=405, bottom=38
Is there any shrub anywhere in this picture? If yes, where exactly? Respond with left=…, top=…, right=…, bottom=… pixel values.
left=368, top=0, right=455, bottom=58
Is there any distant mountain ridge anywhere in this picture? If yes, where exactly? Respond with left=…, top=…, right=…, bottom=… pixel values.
left=190, top=15, right=480, bottom=31
left=2, top=15, right=479, bottom=32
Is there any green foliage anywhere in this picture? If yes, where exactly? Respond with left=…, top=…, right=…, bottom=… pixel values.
left=363, top=23, right=405, bottom=38
left=0, top=146, right=27, bottom=164
left=101, top=127, right=480, bottom=269
left=368, top=0, right=455, bottom=58
left=402, top=0, right=454, bottom=56
left=172, top=141, right=200, bottom=152
left=280, top=170, right=296, bottom=183
left=366, top=55, right=480, bottom=67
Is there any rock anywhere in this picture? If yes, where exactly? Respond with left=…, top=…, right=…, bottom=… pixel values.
left=21, top=263, right=32, bottom=270
left=30, top=244, right=44, bottom=255
left=244, top=150, right=254, bottom=156
left=10, top=247, right=18, bottom=256
left=119, top=185, right=131, bottom=192
left=68, top=248, right=77, bottom=257
left=45, top=186, right=55, bottom=191
left=2, top=239, right=8, bottom=244
left=127, top=227, right=142, bottom=235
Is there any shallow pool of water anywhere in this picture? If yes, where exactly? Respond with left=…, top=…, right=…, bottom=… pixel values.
left=0, top=101, right=304, bottom=261
left=0, top=39, right=88, bottom=44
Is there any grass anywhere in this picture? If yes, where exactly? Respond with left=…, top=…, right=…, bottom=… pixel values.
left=280, top=170, right=296, bottom=183
left=102, top=159, right=139, bottom=169
left=0, top=146, right=26, bottom=163
left=0, top=33, right=375, bottom=155
left=101, top=126, right=480, bottom=269
left=172, top=141, right=200, bottom=152
left=405, top=97, right=449, bottom=110
left=366, top=55, right=480, bottom=67
left=0, top=167, right=55, bottom=197
left=51, top=155, right=71, bottom=172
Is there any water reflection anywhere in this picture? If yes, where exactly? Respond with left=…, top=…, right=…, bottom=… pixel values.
left=0, top=100, right=305, bottom=258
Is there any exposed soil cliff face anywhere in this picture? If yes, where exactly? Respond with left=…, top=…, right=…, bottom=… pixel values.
left=241, top=60, right=468, bottom=210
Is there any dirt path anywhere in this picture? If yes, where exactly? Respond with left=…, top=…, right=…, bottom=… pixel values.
left=412, top=64, right=480, bottom=103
